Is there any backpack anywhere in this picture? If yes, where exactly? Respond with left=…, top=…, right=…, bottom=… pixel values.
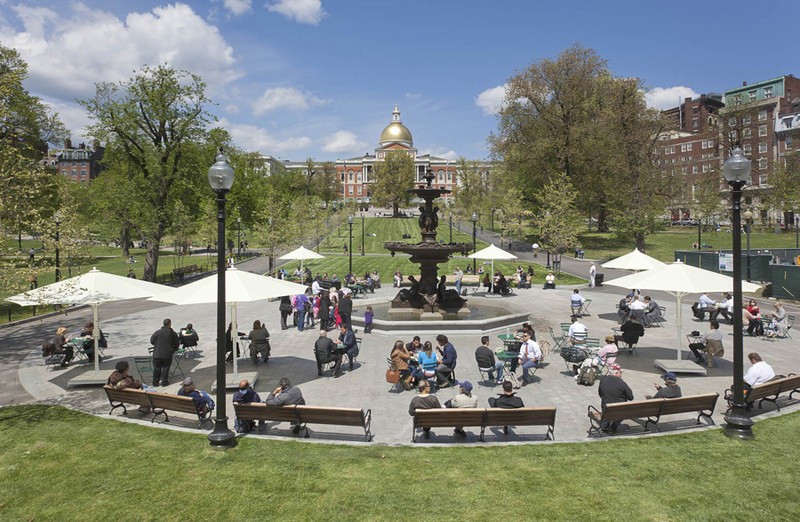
left=578, top=366, right=597, bottom=386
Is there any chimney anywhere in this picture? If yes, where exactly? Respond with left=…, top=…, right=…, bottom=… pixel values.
left=742, top=81, right=748, bottom=86
left=78, top=143, right=85, bottom=149
left=64, top=138, right=72, bottom=149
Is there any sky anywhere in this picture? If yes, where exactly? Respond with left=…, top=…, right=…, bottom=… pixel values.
left=1, top=0, right=797, bottom=162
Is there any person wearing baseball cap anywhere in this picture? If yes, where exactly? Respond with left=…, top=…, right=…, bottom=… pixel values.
left=444, top=381, right=478, bottom=438
left=646, top=371, right=682, bottom=399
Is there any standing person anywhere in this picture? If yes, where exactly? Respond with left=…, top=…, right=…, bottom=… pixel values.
left=531, top=242, right=539, bottom=258
left=294, top=293, right=309, bottom=332
left=232, top=379, right=262, bottom=433
left=318, top=292, right=331, bottom=332
left=475, top=335, right=504, bottom=384
left=408, top=380, right=442, bottom=439
left=597, top=365, right=634, bottom=433
left=364, top=305, right=374, bottom=334
left=645, top=372, right=682, bottom=399
left=264, top=377, right=306, bottom=434
left=589, top=263, right=596, bottom=288
left=435, top=334, right=458, bottom=387
left=338, top=324, right=359, bottom=371
left=314, top=329, right=342, bottom=378
left=338, top=289, right=353, bottom=330
left=445, top=381, right=478, bottom=438
left=279, top=296, right=292, bottom=330
left=454, top=266, right=464, bottom=296
left=517, top=331, right=542, bottom=387
left=150, top=318, right=179, bottom=387
left=248, top=320, right=271, bottom=364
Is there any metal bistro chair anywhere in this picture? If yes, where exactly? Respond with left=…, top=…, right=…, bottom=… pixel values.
left=549, top=326, right=566, bottom=353
left=147, top=347, right=186, bottom=379
left=134, top=356, right=154, bottom=383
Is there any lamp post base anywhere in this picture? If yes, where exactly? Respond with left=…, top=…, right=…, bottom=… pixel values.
left=723, top=406, right=754, bottom=440
left=208, top=416, right=237, bottom=447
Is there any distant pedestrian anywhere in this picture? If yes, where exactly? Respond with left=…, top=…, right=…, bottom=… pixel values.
left=531, top=242, right=539, bottom=258
left=589, top=263, right=596, bottom=287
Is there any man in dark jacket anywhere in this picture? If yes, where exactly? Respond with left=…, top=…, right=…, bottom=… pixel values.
left=232, top=379, right=262, bottom=432
left=265, top=377, right=306, bottom=434
left=314, top=329, right=342, bottom=377
left=338, top=325, right=358, bottom=371
left=488, top=381, right=524, bottom=434
left=150, top=318, right=179, bottom=386
left=615, top=314, right=644, bottom=353
left=338, top=291, right=353, bottom=329
left=435, top=334, right=458, bottom=387
left=475, top=335, right=504, bottom=383
left=597, top=366, right=634, bottom=432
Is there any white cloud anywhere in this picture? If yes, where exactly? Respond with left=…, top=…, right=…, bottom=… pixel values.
left=42, top=97, right=92, bottom=142
left=0, top=3, right=239, bottom=102
left=404, top=92, right=421, bottom=100
left=219, top=119, right=312, bottom=154
left=252, top=87, right=326, bottom=114
left=223, top=0, right=253, bottom=16
left=645, top=86, right=700, bottom=110
left=475, top=84, right=507, bottom=116
left=420, top=148, right=459, bottom=161
left=266, top=0, right=325, bottom=25
left=322, top=131, right=367, bottom=153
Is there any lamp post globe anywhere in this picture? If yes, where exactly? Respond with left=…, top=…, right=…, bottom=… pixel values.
left=722, top=146, right=754, bottom=440
left=207, top=150, right=236, bottom=448
left=471, top=212, right=478, bottom=273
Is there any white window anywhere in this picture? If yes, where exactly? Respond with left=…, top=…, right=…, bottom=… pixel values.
left=758, top=125, right=767, bottom=137
left=693, top=119, right=699, bottom=128
left=758, top=158, right=768, bottom=169
left=728, top=117, right=737, bottom=126
left=743, top=143, right=752, bottom=154
left=348, top=186, right=354, bottom=195
left=357, top=186, right=362, bottom=195
left=681, top=166, right=688, bottom=175
left=758, top=142, right=768, bottom=153
left=759, top=174, right=768, bottom=185
left=764, top=87, right=773, bottom=98
left=692, top=166, right=699, bottom=174
left=743, top=128, right=752, bottom=138
left=671, top=145, right=676, bottom=154
left=786, top=135, right=793, bottom=150
left=758, top=110, right=768, bottom=121
left=748, top=90, right=757, bottom=101
left=357, top=173, right=362, bottom=182
left=348, top=170, right=353, bottom=181
left=686, top=143, right=692, bottom=151
left=702, top=164, right=710, bottom=173
left=438, top=169, right=444, bottom=181
left=743, top=115, right=751, bottom=125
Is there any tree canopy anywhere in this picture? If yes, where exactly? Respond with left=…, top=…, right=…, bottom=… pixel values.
left=372, top=150, right=415, bottom=216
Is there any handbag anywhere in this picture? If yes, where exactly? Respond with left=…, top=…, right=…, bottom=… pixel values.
left=385, top=368, right=400, bottom=384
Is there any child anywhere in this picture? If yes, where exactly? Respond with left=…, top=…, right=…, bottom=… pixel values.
left=364, top=305, right=374, bottom=334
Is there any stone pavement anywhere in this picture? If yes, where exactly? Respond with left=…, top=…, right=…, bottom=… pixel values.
left=2, top=250, right=799, bottom=445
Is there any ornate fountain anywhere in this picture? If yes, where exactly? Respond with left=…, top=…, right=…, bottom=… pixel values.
left=384, top=168, right=472, bottom=320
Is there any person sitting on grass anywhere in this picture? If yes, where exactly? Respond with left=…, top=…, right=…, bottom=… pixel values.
left=408, top=380, right=442, bottom=439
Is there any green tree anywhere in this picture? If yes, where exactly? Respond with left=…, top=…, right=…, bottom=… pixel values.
left=80, top=65, right=213, bottom=281
left=313, top=161, right=340, bottom=206
left=372, top=150, right=415, bottom=217
left=534, top=173, right=582, bottom=256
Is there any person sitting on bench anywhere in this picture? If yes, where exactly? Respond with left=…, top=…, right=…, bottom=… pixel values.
left=543, top=271, right=556, bottom=290
left=488, top=381, right=525, bottom=434
left=177, top=377, right=214, bottom=415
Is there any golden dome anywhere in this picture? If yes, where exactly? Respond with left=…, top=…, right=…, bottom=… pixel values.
left=379, top=105, right=413, bottom=146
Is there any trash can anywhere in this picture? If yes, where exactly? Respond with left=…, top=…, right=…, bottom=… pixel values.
left=595, top=273, right=604, bottom=287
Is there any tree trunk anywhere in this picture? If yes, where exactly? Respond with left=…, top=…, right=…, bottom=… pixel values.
left=393, top=202, right=399, bottom=218
left=143, top=239, right=160, bottom=282
left=635, top=232, right=645, bottom=253
left=596, top=208, right=609, bottom=233
left=121, top=225, right=130, bottom=258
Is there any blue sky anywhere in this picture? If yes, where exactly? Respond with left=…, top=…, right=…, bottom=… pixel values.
left=1, top=0, right=796, bottom=161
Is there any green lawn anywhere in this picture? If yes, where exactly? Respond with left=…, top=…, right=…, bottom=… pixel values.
left=1, top=404, right=798, bottom=521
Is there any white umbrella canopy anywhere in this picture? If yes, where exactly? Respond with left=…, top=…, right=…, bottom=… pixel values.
left=5, top=268, right=170, bottom=370
left=149, top=268, right=309, bottom=377
left=278, top=246, right=325, bottom=277
left=601, top=248, right=666, bottom=271
left=605, top=261, right=762, bottom=359
left=468, top=244, right=518, bottom=292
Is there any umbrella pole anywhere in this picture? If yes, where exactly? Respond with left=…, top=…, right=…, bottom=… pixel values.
left=232, top=302, right=238, bottom=379
left=93, top=304, right=100, bottom=371
left=675, top=294, right=683, bottom=360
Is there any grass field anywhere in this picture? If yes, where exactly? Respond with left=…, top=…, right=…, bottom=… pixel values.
left=1, top=404, right=798, bottom=521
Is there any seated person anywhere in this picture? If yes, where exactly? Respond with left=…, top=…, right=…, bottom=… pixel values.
left=406, top=335, right=422, bottom=354
left=338, top=325, right=359, bottom=371
left=488, top=381, right=525, bottom=434
left=435, top=334, right=458, bottom=387
left=314, top=329, right=342, bottom=377
left=543, top=271, right=556, bottom=290
left=615, top=314, right=644, bottom=352
left=688, top=321, right=723, bottom=366
left=570, top=289, right=586, bottom=316
left=50, top=326, right=74, bottom=367
left=597, top=336, right=619, bottom=367
left=517, top=332, right=542, bottom=386
left=107, top=360, right=151, bottom=412
left=79, top=321, right=106, bottom=361
left=390, top=340, right=415, bottom=390
left=645, top=372, right=682, bottom=400
left=412, top=341, right=440, bottom=384
left=248, top=320, right=271, bottom=364
left=597, top=366, right=634, bottom=432
left=475, top=335, right=504, bottom=383
left=232, top=379, right=262, bottom=432
left=642, top=296, right=662, bottom=327
left=408, top=380, right=442, bottom=439
left=444, top=381, right=478, bottom=438
left=744, top=299, right=764, bottom=336
left=482, top=273, right=491, bottom=289
left=691, top=292, right=716, bottom=321
left=177, top=377, right=215, bottom=416
left=265, top=377, right=306, bottom=434
left=743, top=352, right=775, bottom=389
left=179, top=323, right=199, bottom=348
left=568, top=315, right=589, bottom=345
left=710, top=293, right=734, bottom=324
left=617, top=295, right=632, bottom=322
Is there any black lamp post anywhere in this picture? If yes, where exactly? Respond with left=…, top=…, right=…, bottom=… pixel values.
left=795, top=215, right=799, bottom=249
left=237, top=216, right=242, bottom=259
left=491, top=207, right=495, bottom=231
left=361, top=212, right=365, bottom=256
left=348, top=215, right=354, bottom=273
left=449, top=212, right=453, bottom=243
left=722, top=146, right=754, bottom=440
left=207, top=150, right=236, bottom=448
left=471, top=212, right=478, bottom=273
left=267, top=217, right=274, bottom=275
left=744, top=210, right=753, bottom=282
left=697, top=221, right=702, bottom=250
left=54, top=213, right=61, bottom=282
left=546, top=250, right=551, bottom=270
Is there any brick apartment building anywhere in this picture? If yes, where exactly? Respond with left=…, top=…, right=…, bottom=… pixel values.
left=50, top=138, right=105, bottom=182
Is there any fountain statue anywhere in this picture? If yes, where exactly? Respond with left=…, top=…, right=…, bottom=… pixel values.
left=384, top=168, right=472, bottom=320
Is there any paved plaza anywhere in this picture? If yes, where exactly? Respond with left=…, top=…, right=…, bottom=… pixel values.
left=2, top=244, right=799, bottom=445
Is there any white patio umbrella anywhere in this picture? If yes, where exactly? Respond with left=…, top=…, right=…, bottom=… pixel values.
left=5, top=268, right=169, bottom=370
left=278, top=246, right=325, bottom=279
left=149, top=268, right=309, bottom=378
left=468, top=244, right=518, bottom=292
left=605, top=261, right=762, bottom=362
left=601, top=248, right=666, bottom=272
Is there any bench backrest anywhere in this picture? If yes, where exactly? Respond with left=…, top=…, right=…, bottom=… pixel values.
left=658, top=393, right=718, bottom=416
left=602, top=399, right=664, bottom=421
left=414, top=408, right=486, bottom=428
left=233, top=403, right=298, bottom=423
left=748, top=375, right=800, bottom=401
left=294, top=405, right=368, bottom=428
left=146, top=392, right=198, bottom=415
left=485, top=407, right=556, bottom=427
left=104, top=385, right=151, bottom=407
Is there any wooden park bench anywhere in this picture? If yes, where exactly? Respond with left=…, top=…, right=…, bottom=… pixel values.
left=412, top=407, right=557, bottom=442
left=587, top=393, right=718, bottom=437
left=103, top=385, right=213, bottom=429
left=233, top=403, right=373, bottom=442
left=724, top=374, right=800, bottom=412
